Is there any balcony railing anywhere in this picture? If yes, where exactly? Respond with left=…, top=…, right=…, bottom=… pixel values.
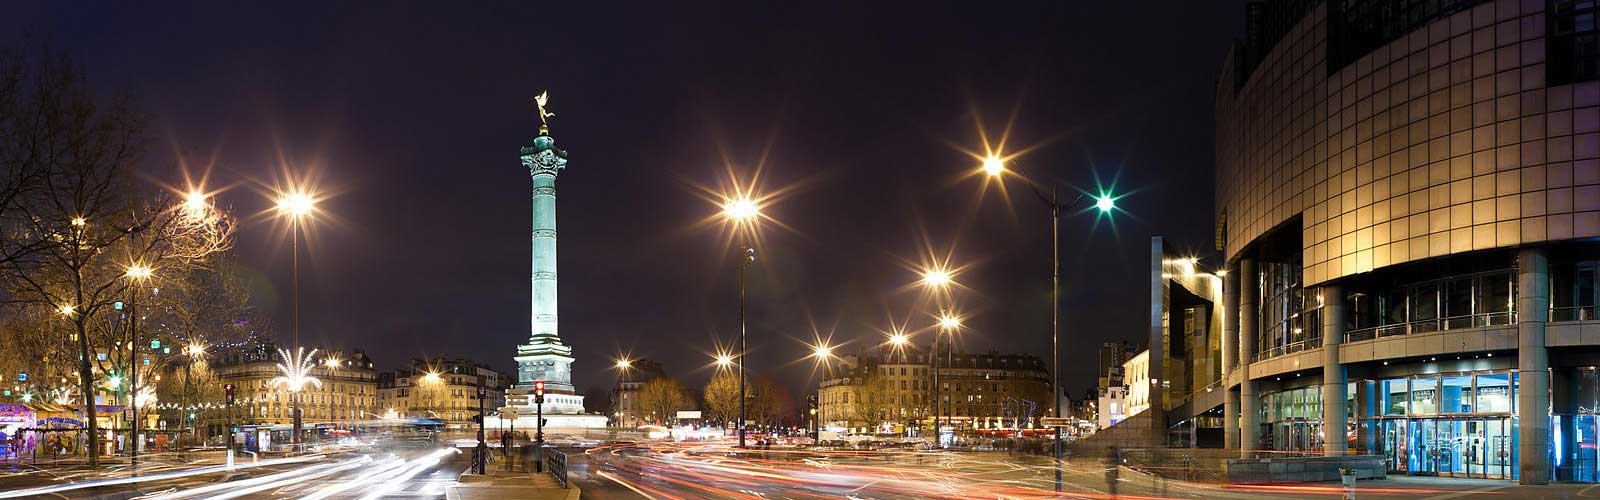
left=1256, top=338, right=1320, bottom=362
left=1552, top=306, right=1599, bottom=322
left=1343, top=311, right=1517, bottom=343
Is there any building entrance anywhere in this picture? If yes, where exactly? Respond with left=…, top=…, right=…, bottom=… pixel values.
left=1377, top=418, right=1512, bottom=479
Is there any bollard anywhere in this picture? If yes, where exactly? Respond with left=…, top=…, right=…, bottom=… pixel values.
left=226, top=449, right=235, bottom=471
left=1339, top=468, right=1357, bottom=499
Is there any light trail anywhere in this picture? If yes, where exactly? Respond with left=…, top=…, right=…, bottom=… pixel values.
left=0, top=455, right=328, bottom=499
left=353, top=447, right=459, bottom=500
left=157, top=456, right=370, bottom=500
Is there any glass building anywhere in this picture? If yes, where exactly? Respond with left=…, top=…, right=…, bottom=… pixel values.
left=1214, top=0, right=1600, bottom=484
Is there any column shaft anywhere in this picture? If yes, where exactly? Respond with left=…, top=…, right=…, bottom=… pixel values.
left=1517, top=248, right=1550, bottom=485
left=1238, top=258, right=1260, bottom=459
left=1223, top=264, right=1241, bottom=452
left=1321, top=284, right=1347, bottom=456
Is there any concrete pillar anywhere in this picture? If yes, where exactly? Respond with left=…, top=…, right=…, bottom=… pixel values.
left=1238, top=258, right=1260, bottom=458
left=1321, top=284, right=1348, bottom=456
left=1148, top=238, right=1168, bottom=446
left=1517, top=248, right=1550, bottom=484
left=1223, top=264, right=1241, bottom=452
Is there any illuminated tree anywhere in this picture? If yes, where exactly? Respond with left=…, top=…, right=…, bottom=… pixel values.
left=0, top=48, right=234, bottom=465
left=638, top=378, right=687, bottom=425
left=702, top=371, right=740, bottom=427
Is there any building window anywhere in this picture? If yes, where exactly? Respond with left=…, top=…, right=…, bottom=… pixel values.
left=1553, top=260, right=1599, bottom=321
left=1551, top=0, right=1600, bottom=85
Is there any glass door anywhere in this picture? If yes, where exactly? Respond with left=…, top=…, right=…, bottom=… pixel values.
left=1436, top=419, right=1462, bottom=476
left=1577, top=415, right=1598, bottom=483
left=1381, top=419, right=1408, bottom=473
left=1410, top=419, right=1436, bottom=474
left=1484, top=418, right=1512, bottom=479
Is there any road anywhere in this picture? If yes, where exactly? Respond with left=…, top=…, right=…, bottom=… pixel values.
left=565, top=440, right=1600, bottom=500
left=0, top=445, right=464, bottom=500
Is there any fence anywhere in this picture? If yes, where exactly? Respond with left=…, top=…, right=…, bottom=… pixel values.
left=544, top=447, right=568, bottom=488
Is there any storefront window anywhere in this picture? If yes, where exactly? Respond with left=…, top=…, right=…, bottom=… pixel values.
left=1411, top=377, right=1438, bottom=415
left=1382, top=378, right=1409, bottom=415
left=1476, top=373, right=1512, bottom=413
left=1441, top=375, right=1472, bottom=413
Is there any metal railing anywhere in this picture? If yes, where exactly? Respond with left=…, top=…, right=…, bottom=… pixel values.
left=1343, top=311, right=1517, bottom=343
left=1256, top=337, right=1320, bottom=362
left=1552, top=306, right=1599, bottom=322
left=544, top=447, right=568, bottom=488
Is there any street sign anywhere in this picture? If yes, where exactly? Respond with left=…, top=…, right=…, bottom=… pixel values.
left=1040, top=417, right=1074, bottom=427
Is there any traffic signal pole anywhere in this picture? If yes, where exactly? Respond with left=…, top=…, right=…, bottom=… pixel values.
left=534, top=381, right=545, bottom=473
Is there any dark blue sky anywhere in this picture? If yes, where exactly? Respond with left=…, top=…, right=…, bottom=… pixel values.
left=6, top=1, right=1242, bottom=400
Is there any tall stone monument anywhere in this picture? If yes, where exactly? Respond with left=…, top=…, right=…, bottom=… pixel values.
left=501, top=92, right=606, bottom=429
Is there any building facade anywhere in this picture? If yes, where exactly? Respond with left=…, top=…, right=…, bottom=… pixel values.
left=375, top=357, right=511, bottom=431
left=1123, top=350, right=1151, bottom=418
left=817, top=347, right=1050, bottom=434
left=203, top=338, right=378, bottom=440
left=1097, top=341, right=1138, bottom=390
left=611, top=358, right=668, bottom=428
left=1215, top=0, right=1600, bottom=483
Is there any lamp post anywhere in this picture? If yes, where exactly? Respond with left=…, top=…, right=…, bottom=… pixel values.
left=612, top=359, right=632, bottom=427
left=936, top=311, right=961, bottom=441
left=124, top=264, right=153, bottom=472
left=183, top=343, right=206, bottom=447
left=274, top=190, right=315, bottom=446
left=721, top=196, right=759, bottom=448
left=980, top=155, right=1115, bottom=492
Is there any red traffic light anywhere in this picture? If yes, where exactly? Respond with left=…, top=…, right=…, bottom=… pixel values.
left=534, top=380, right=545, bottom=396
left=224, top=384, right=235, bottom=393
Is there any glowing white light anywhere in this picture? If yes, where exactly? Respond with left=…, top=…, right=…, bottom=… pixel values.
left=722, top=197, right=759, bottom=220
left=1096, top=195, right=1115, bottom=212
left=271, top=347, right=323, bottom=393
left=982, top=155, right=1005, bottom=176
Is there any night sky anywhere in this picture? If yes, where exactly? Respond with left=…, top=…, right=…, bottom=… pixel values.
left=7, top=2, right=1243, bottom=402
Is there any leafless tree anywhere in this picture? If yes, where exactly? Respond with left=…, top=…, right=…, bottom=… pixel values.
left=0, top=48, right=235, bottom=465
left=638, top=378, right=687, bottom=425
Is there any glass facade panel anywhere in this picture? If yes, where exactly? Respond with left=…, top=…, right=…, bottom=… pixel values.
left=1441, top=375, right=1472, bottom=414
left=1412, top=377, right=1438, bottom=415
left=1382, top=378, right=1409, bottom=415
left=1444, top=278, right=1474, bottom=329
left=1476, top=374, right=1512, bottom=413
left=1410, top=283, right=1440, bottom=333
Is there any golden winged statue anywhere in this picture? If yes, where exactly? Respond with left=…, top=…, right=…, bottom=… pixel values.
left=535, top=91, right=555, bottom=130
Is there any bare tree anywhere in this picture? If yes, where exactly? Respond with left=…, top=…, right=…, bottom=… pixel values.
left=0, top=48, right=235, bottom=465
left=638, top=378, right=687, bottom=425
left=703, top=371, right=740, bottom=427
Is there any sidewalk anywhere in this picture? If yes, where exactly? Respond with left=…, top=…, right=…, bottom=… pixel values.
left=446, top=469, right=580, bottom=500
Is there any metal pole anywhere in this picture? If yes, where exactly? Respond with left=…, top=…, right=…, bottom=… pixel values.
left=535, top=396, right=544, bottom=472
left=738, top=247, right=752, bottom=448
left=932, top=324, right=940, bottom=445
left=476, top=382, right=486, bottom=475
left=291, top=227, right=301, bottom=447
left=1051, top=187, right=1063, bottom=492
left=129, top=283, right=139, bottom=474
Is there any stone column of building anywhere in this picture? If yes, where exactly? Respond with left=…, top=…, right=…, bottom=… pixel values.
left=1238, top=257, right=1259, bottom=459
left=1320, top=284, right=1347, bottom=456
left=1517, top=248, right=1550, bottom=484
left=1222, top=264, right=1241, bottom=452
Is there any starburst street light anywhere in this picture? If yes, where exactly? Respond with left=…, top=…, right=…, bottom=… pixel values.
left=888, top=333, right=910, bottom=347
left=921, top=268, right=952, bottom=288
left=938, top=313, right=962, bottom=330
left=275, top=191, right=316, bottom=218
left=721, top=196, right=759, bottom=221
left=983, top=155, right=1006, bottom=177
left=125, top=265, right=154, bottom=280
left=811, top=344, right=833, bottom=360
left=614, top=359, right=632, bottom=370
left=323, top=356, right=343, bottom=369
left=714, top=354, right=735, bottom=369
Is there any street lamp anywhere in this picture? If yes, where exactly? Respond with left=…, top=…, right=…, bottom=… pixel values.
left=979, top=155, right=1117, bottom=492
left=934, top=310, right=961, bottom=441
left=721, top=195, right=760, bottom=449
left=273, top=187, right=317, bottom=446
left=182, top=342, right=206, bottom=447
left=123, top=263, right=154, bottom=472
left=612, top=359, right=633, bottom=427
